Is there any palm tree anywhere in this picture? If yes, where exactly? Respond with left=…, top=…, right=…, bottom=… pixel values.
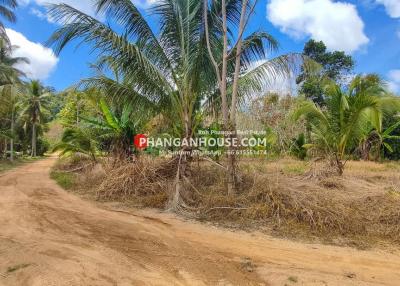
left=294, top=75, right=400, bottom=175
left=0, top=0, right=17, bottom=44
left=0, top=84, right=21, bottom=160
left=47, top=0, right=301, bottom=208
left=47, top=0, right=297, bottom=141
left=19, top=80, right=51, bottom=157
left=0, top=40, right=28, bottom=161
left=53, top=127, right=98, bottom=161
left=0, top=39, right=28, bottom=85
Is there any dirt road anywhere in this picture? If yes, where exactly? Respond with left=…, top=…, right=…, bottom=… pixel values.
left=1, top=157, right=400, bottom=286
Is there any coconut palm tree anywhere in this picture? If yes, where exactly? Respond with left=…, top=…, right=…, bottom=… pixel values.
left=0, top=39, right=28, bottom=85
left=19, top=80, right=51, bottom=157
left=47, top=0, right=302, bottom=208
left=0, top=0, right=17, bottom=44
left=0, top=84, right=21, bottom=160
left=0, top=40, right=28, bottom=161
left=53, top=127, right=98, bottom=161
left=294, top=75, right=400, bottom=175
left=47, top=0, right=297, bottom=145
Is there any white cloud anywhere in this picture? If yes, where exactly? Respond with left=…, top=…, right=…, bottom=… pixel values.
left=388, top=69, right=400, bottom=93
left=376, top=0, right=400, bottom=18
left=24, top=0, right=98, bottom=18
left=133, top=0, right=160, bottom=7
left=6, top=29, right=59, bottom=80
left=389, top=70, right=400, bottom=82
left=29, top=7, right=47, bottom=20
left=266, top=0, right=369, bottom=53
left=25, top=0, right=159, bottom=23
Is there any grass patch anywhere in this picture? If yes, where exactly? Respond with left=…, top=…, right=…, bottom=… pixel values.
left=282, top=163, right=307, bottom=175
left=0, top=157, right=40, bottom=173
left=50, top=170, right=76, bottom=190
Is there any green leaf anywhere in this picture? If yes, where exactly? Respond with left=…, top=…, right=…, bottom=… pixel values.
left=383, top=142, right=394, bottom=153
left=99, top=98, right=121, bottom=131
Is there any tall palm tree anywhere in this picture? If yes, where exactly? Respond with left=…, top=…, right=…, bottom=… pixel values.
left=0, top=0, right=17, bottom=44
left=0, top=39, right=27, bottom=85
left=47, top=0, right=301, bottom=208
left=294, top=75, right=400, bottom=175
left=0, top=39, right=27, bottom=161
left=19, top=80, right=51, bottom=157
left=0, top=84, right=20, bottom=160
left=47, top=0, right=295, bottom=144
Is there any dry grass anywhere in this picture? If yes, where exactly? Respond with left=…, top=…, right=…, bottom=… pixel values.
left=52, top=156, right=400, bottom=247
left=95, top=157, right=176, bottom=208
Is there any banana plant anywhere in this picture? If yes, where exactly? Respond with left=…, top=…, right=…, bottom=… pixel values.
left=81, top=98, right=142, bottom=160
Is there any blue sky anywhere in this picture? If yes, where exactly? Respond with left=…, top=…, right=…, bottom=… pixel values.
left=5, top=0, right=400, bottom=93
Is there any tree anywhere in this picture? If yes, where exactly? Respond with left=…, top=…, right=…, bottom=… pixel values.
left=19, top=80, right=51, bottom=157
left=58, top=89, right=94, bottom=126
left=0, top=85, right=20, bottom=160
left=249, top=93, right=304, bottom=155
left=53, top=127, right=98, bottom=161
left=0, top=0, right=17, bottom=44
left=47, top=0, right=218, bottom=191
left=82, top=97, right=143, bottom=160
left=294, top=75, right=400, bottom=175
left=0, top=39, right=27, bottom=85
left=0, top=40, right=28, bottom=160
left=382, top=116, right=400, bottom=160
left=203, top=0, right=301, bottom=194
left=297, top=40, right=354, bottom=106
left=47, top=0, right=292, bottom=207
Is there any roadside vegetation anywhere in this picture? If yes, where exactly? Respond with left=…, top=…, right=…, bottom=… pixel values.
left=1, top=0, right=400, bottom=248
left=0, top=156, right=39, bottom=173
left=0, top=1, right=57, bottom=166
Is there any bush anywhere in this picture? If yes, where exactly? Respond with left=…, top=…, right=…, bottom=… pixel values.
left=36, top=138, right=51, bottom=156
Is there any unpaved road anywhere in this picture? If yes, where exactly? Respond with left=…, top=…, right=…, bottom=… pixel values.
left=1, top=157, right=400, bottom=286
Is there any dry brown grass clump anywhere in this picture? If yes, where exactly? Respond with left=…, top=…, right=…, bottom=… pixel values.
left=95, top=157, right=177, bottom=208
left=189, top=164, right=361, bottom=234
left=53, top=154, right=95, bottom=171
left=182, top=159, right=400, bottom=245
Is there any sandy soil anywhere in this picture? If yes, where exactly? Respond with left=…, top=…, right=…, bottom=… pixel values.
left=1, top=157, right=400, bottom=286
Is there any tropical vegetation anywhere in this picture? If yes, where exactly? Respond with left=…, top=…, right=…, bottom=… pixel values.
left=1, top=0, right=400, bottom=210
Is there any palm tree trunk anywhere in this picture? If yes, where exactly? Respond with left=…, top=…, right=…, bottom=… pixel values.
left=169, top=94, right=192, bottom=211
left=219, top=0, right=237, bottom=195
left=204, top=0, right=251, bottom=195
left=10, top=107, right=14, bottom=162
left=226, top=0, right=248, bottom=196
left=32, top=123, right=37, bottom=157
left=3, top=139, right=6, bottom=159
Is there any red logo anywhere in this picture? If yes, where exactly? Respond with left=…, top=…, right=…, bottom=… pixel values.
left=134, top=134, right=148, bottom=149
